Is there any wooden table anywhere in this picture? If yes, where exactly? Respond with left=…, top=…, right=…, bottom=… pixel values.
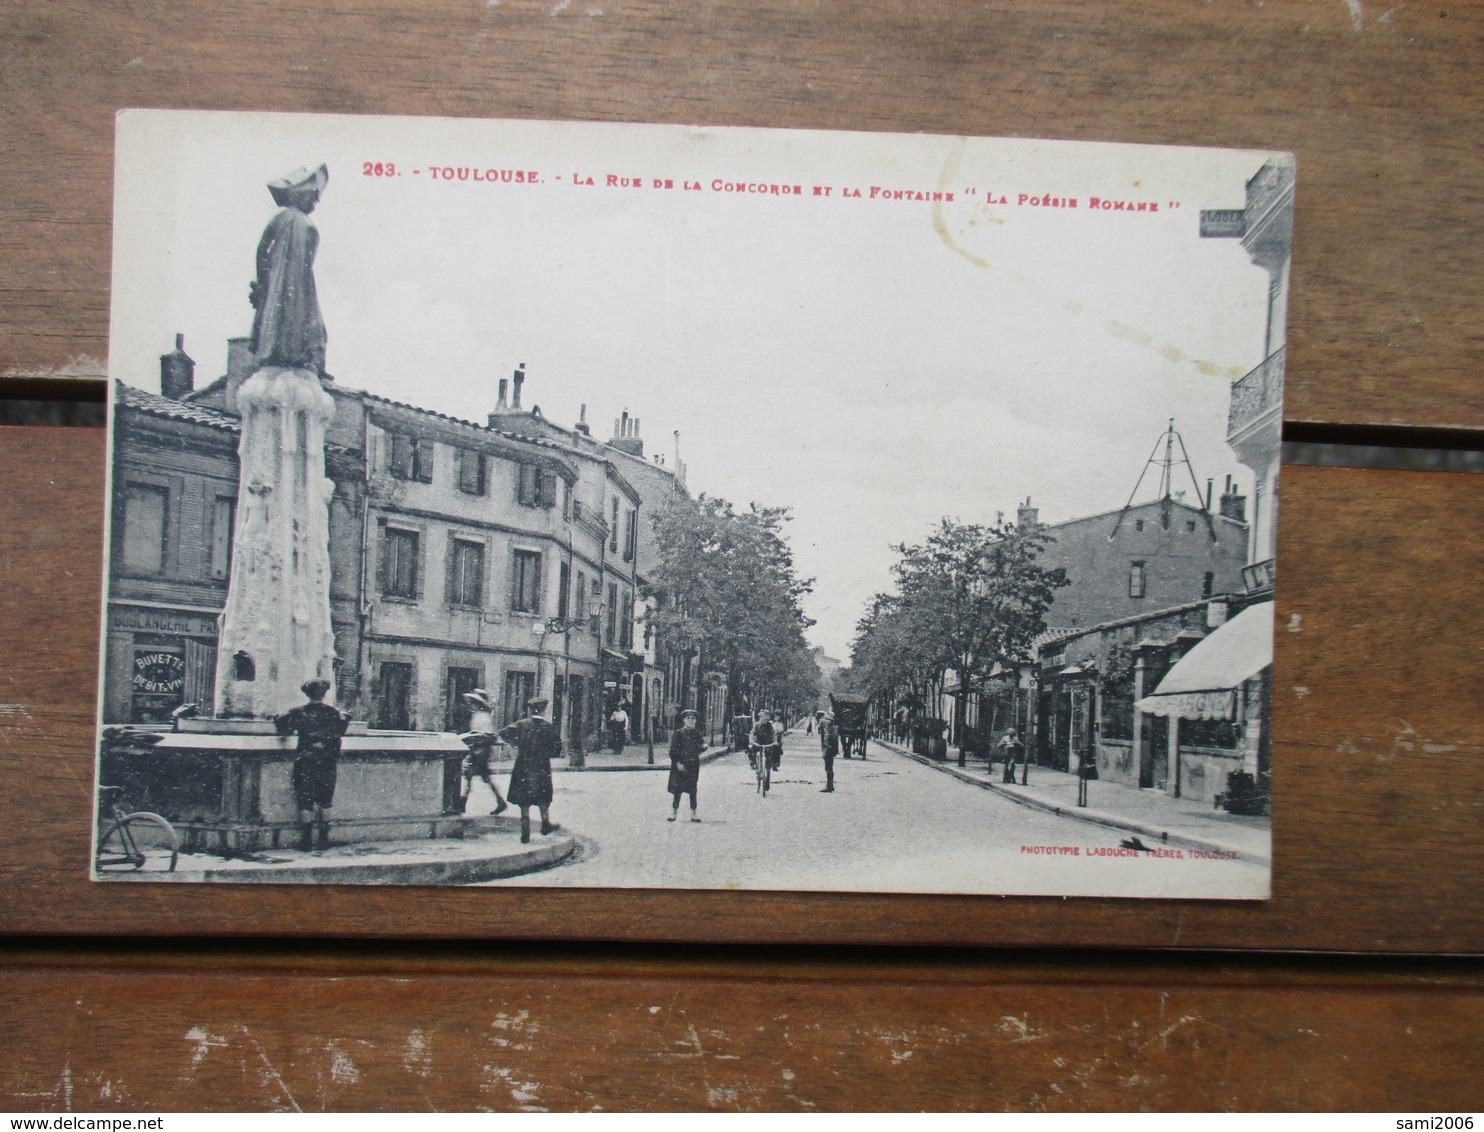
left=2, top=0, right=1481, bottom=1111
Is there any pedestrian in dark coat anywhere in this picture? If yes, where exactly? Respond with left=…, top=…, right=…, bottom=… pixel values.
left=820, top=711, right=839, bottom=793
left=499, top=696, right=560, bottom=843
left=667, top=708, right=705, bottom=822
left=274, top=678, right=349, bottom=850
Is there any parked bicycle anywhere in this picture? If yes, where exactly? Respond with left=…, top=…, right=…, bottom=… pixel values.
left=94, top=784, right=178, bottom=873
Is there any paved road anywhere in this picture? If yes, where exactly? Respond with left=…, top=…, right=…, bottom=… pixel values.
left=481, top=728, right=1267, bottom=898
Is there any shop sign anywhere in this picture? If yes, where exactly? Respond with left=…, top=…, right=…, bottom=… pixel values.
left=111, top=604, right=219, bottom=638
left=133, top=651, right=185, bottom=694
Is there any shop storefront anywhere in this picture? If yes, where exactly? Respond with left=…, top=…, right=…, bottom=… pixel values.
left=103, top=603, right=220, bottom=724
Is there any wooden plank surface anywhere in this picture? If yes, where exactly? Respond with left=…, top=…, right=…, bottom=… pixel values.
left=1, top=0, right=1482, bottom=429
left=3, top=949, right=1482, bottom=1112
left=2, top=426, right=1480, bottom=952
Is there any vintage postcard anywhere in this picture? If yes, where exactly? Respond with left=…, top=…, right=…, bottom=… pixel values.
left=96, top=110, right=1288, bottom=897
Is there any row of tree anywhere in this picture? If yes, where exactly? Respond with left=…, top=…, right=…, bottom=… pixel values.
left=847, top=517, right=1069, bottom=751
left=644, top=494, right=820, bottom=726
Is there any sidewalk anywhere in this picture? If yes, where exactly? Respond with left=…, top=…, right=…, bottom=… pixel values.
left=881, top=740, right=1271, bottom=865
left=549, top=744, right=731, bottom=772
left=101, top=814, right=578, bottom=885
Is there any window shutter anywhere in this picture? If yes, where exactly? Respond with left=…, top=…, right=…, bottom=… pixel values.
left=416, top=438, right=434, bottom=484
left=390, top=433, right=409, bottom=479
left=540, top=470, right=558, bottom=508
left=377, top=523, right=389, bottom=595
left=533, top=553, right=543, bottom=615
left=445, top=533, right=457, bottom=607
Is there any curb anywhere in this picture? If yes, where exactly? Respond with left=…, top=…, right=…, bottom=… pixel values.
left=879, top=740, right=1269, bottom=865
left=108, top=834, right=578, bottom=886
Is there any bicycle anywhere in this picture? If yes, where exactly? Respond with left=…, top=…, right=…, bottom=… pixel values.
left=747, top=743, right=771, bottom=797
left=95, top=785, right=179, bottom=873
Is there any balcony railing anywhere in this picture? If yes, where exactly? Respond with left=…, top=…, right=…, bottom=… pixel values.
left=1242, top=557, right=1276, bottom=593
left=1228, top=347, right=1285, bottom=439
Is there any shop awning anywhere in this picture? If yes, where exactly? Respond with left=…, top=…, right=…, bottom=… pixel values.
left=1136, top=601, right=1274, bottom=720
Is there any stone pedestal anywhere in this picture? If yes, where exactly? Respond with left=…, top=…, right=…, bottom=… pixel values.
left=105, top=719, right=472, bottom=855
left=214, top=365, right=337, bottom=718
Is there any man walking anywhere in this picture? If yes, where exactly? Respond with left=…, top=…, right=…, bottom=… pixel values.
left=666, top=708, right=705, bottom=822
left=819, top=711, right=839, bottom=793
left=500, top=696, right=561, bottom=843
left=274, top=678, right=349, bottom=851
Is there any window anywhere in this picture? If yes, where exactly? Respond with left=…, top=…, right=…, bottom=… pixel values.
left=517, top=465, right=559, bottom=508
left=210, top=496, right=235, bottom=579
left=446, top=666, right=481, bottom=730
left=606, top=582, right=618, bottom=645
left=610, top=498, right=620, bottom=552
left=389, top=431, right=433, bottom=483
left=378, top=662, right=414, bottom=729
left=503, top=670, right=535, bottom=726
left=1134, top=519, right=1145, bottom=532
left=1202, top=571, right=1215, bottom=599
left=1187, top=519, right=1197, bottom=532
left=383, top=528, right=420, bottom=599
left=620, top=589, right=634, bottom=649
left=558, top=561, right=571, bottom=618
left=512, top=549, right=543, bottom=613
left=623, top=508, right=637, bottom=563
left=575, top=570, right=587, bottom=619
left=1129, top=561, right=1146, bottom=599
left=122, top=483, right=168, bottom=574
left=449, top=538, right=484, bottom=607
left=457, top=448, right=486, bottom=495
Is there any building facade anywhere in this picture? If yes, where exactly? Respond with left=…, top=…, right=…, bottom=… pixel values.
left=104, top=339, right=675, bottom=760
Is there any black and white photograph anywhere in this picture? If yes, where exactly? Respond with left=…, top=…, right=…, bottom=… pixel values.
left=94, top=110, right=1289, bottom=898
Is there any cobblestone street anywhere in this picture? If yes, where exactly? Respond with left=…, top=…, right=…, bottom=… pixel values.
left=486, top=727, right=1269, bottom=897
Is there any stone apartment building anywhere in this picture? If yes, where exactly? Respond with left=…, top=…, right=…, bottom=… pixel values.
left=103, top=338, right=663, bottom=757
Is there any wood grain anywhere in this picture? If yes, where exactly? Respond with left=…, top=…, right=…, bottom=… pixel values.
left=1, top=1, right=1482, bottom=428
left=2, top=426, right=1480, bottom=952
left=3, top=950, right=1482, bottom=1111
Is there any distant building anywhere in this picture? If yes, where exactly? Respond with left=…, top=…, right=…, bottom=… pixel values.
left=1021, top=491, right=1250, bottom=631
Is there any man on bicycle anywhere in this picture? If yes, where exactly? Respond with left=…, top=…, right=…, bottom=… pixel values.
left=749, top=709, right=783, bottom=774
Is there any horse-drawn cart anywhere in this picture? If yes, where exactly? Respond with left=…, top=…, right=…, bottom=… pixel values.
left=829, top=693, right=870, bottom=759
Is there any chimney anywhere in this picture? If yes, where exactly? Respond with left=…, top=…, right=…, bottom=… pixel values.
left=1017, top=497, right=1039, bottom=528
left=511, top=364, right=525, bottom=410
left=1218, top=474, right=1248, bottom=523
left=574, top=403, right=591, bottom=436
left=224, top=336, right=254, bottom=413
left=497, top=378, right=508, bottom=412
left=609, top=406, right=645, bottom=458
left=159, top=333, right=195, bottom=400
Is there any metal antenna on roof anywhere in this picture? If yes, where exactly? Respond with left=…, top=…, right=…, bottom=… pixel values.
left=1110, top=419, right=1214, bottom=540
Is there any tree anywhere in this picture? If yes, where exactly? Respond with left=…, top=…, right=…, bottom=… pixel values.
left=645, top=494, right=818, bottom=726
left=850, top=517, right=1068, bottom=760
